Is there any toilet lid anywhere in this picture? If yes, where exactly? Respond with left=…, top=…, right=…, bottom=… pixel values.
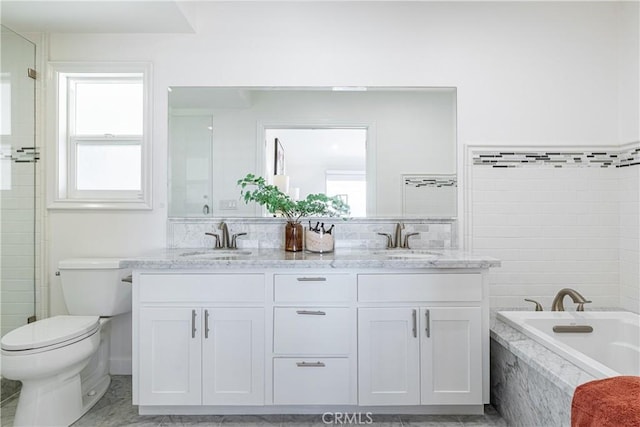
left=1, top=315, right=100, bottom=351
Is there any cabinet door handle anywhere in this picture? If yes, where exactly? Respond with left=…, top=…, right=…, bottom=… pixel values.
left=296, top=361, right=326, bottom=367
left=412, top=309, right=417, bottom=338
left=204, top=309, right=210, bottom=339
left=191, top=309, right=197, bottom=338
left=296, top=310, right=326, bottom=316
left=296, top=277, right=327, bottom=282
left=425, top=309, right=431, bottom=338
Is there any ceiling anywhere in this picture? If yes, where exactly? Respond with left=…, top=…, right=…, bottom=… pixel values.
left=1, top=0, right=623, bottom=34
left=0, top=1, right=197, bottom=33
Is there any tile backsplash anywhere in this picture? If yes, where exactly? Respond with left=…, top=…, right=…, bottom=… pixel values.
left=472, top=145, right=640, bottom=168
left=168, top=217, right=457, bottom=250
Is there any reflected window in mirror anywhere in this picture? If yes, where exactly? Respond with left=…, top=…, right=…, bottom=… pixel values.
left=264, top=127, right=367, bottom=217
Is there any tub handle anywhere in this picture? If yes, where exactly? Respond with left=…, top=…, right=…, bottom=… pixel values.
left=553, top=325, right=593, bottom=333
left=524, top=299, right=543, bottom=311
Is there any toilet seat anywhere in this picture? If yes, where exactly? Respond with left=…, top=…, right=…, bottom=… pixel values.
left=1, top=315, right=100, bottom=354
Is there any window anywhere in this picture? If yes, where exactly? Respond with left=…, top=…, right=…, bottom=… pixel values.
left=49, top=63, right=152, bottom=209
left=326, top=170, right=366, bottom=217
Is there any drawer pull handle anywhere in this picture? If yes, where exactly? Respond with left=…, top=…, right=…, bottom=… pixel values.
left=296, top=361, right=326, bottom=367
left=412, top=309, right=417, bottom=338
left=296, top=277, right=327, bottom=282
left=191, top=309, right=197, bottom=339
left=296, top=310, right=326, bottom=316
left=204, top=309, right=210, bottom=339
left=425, top=309, right=431, bottom=338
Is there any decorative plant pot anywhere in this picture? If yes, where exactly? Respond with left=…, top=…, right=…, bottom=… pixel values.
left=284, top=222, right=304, bottom=252
left=305, top=228, right=335, bottom=253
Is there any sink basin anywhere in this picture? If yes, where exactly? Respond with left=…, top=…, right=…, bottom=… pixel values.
left=180, top=250, right=252, bottom=259
left=374, top=249, right=442, bottom=259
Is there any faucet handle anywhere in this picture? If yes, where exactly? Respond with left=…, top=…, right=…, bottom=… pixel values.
left=377, top=233, right=393, bottom=249
left=230, top=232, right=247, bottom=249
left=576, top=300, right=592, bottom=312
left=524, top=298, right=544, bottom=311
left=205, top=232, right=221, bottom=249
left=402, top=233, right=419, bottom=249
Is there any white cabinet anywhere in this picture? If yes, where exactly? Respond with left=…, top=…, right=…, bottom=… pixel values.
left=134, top=269, right=487, bottom=413
left=202, top=308, right=264, bottom=405
left=420, top=307, right=482, bottom=405
left=358, top=306, right=481, bottom=406
left=139, top=307, right=202, bottom=405
left=358, top=308, right=421, bottom=405
left=136, top=274, right=265, bottom=406
left=357, top=273, right=483, bottom=407
left=271, top=273, right=357, bottom=405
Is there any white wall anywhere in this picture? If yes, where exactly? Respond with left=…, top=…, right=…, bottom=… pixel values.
left=617, top=2, right=640, bottom=313
left=41, top=2, right=635, bottom=367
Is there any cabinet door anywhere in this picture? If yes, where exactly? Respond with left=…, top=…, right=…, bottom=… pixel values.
left=139, top=307, right=202, bottom=405
left=202, top=308, right=265, bottom=405
left=420, top=307, right=482, bottom=405
left=358, top=308, right=420, bottom=405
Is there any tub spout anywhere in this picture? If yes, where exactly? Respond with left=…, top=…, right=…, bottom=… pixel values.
left=551, top=288, right=592, bottom=312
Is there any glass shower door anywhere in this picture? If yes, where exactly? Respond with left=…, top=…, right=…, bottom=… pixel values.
left=1, top=25, right=37, bottom=337
left=168, top=114, right=214, bottom=217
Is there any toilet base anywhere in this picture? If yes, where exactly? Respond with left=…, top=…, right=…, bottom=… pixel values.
left=81, top=375, right=111, bottom=419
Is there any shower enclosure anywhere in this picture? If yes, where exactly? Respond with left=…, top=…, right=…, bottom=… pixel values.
left=1, top=25, right=38, bottom=339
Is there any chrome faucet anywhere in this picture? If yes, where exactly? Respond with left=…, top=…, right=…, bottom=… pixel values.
left=551, top=288, right=592, bottom=311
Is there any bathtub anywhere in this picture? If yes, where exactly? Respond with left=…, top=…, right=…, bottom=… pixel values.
left=497, top=311, right=640, bottom=379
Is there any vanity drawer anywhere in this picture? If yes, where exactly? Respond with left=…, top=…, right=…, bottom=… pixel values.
left=139, top=273, right=264, bottom=303
left=273, top=274, right=352, bottom=302
left=273, top=358, right=351, bottom=404
left=358, top=273, right=482, bottom=302
left=273, top=307, right=351, bottom=355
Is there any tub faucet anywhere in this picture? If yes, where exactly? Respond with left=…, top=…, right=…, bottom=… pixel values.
left=551, top=288, right=592, bottom=312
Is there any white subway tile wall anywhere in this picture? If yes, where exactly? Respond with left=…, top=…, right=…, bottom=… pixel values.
left=619, top=165, right=640, bottom=313
left=1, top=159, right=37, bottom=337
left=468, top=144, right=640, bottom=312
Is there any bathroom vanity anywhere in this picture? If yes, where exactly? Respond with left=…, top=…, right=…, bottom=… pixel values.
left=123, top=249, right=499, bottom=415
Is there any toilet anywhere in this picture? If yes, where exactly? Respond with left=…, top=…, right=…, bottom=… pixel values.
left=1, top=258, right=131, bottom=427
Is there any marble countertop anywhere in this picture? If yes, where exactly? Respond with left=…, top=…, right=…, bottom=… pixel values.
left=121, top=248, right=501, bottom=270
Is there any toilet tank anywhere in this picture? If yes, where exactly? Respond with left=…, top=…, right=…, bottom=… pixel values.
left=58, top=258, right=132, bottom=316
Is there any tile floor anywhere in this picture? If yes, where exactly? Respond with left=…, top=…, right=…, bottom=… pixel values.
left=1, top=376, right=508, bottom=426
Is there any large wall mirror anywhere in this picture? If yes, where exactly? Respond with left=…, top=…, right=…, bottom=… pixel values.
left=168, top=87, right=457, bottom=218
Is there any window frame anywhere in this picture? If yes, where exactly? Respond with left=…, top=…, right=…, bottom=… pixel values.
left=48, top=62, right=152, bottom=210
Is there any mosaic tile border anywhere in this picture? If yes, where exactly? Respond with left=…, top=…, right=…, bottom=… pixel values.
left=473, top=144, right=639, bottom=168
left=404, top=175, right=457, bottom=187
left=0, top=146, right=40, bottom=163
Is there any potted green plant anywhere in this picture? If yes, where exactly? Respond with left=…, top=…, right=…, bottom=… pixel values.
left=237, top=174, right=350, bottom=252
